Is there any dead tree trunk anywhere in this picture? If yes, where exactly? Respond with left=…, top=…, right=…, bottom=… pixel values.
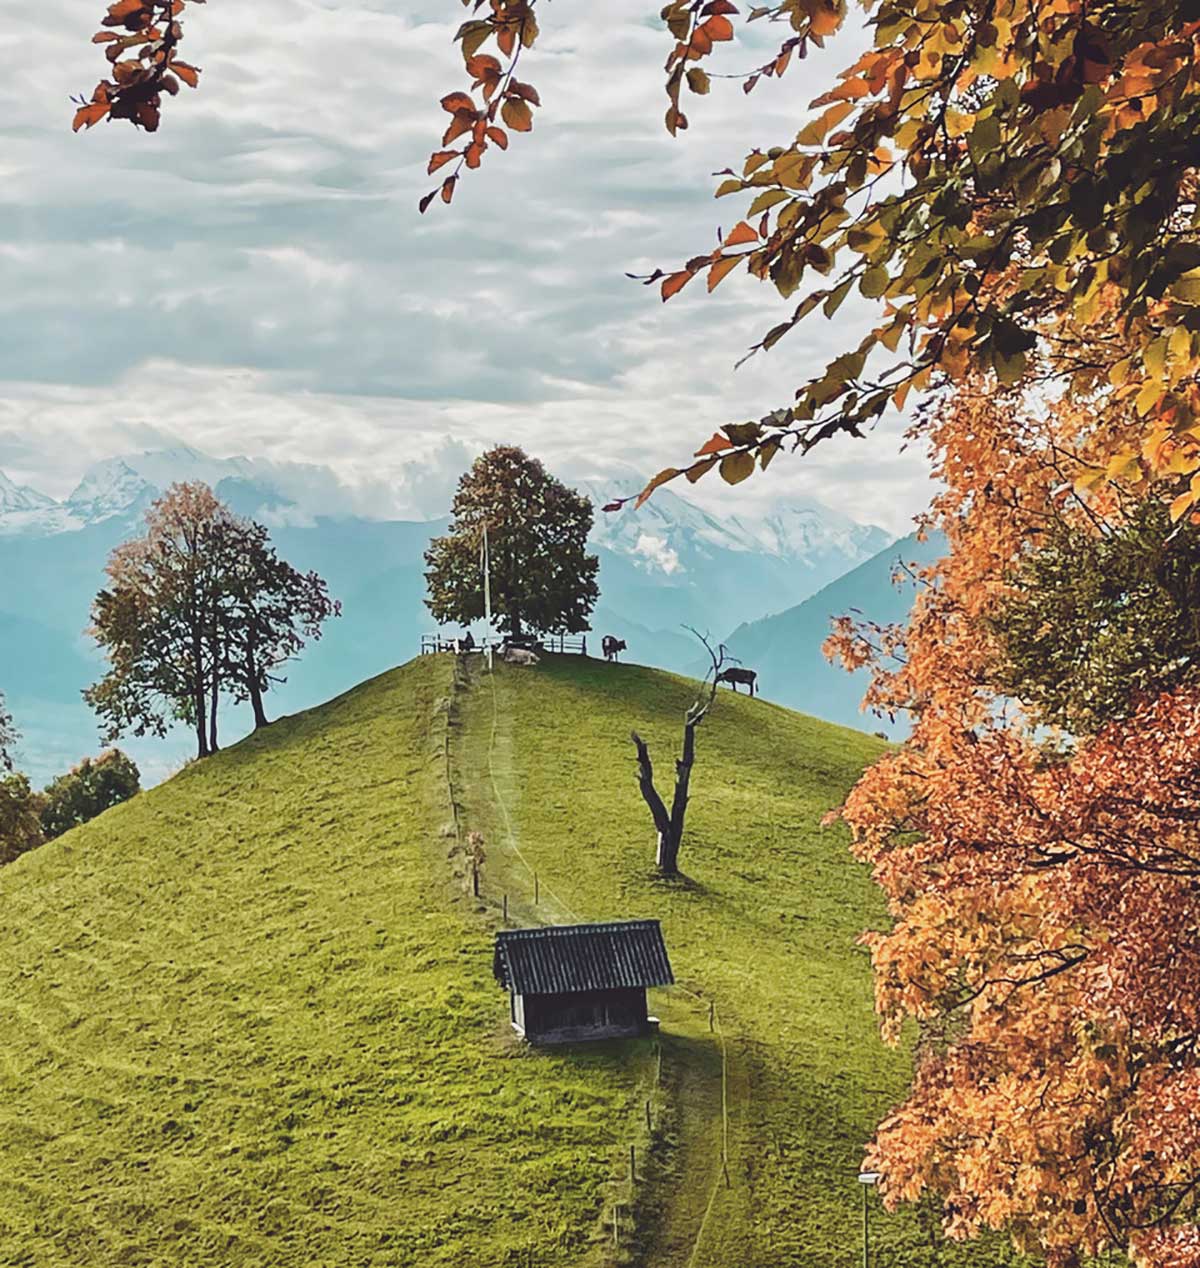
left=630, top=629, right=729, bottom=876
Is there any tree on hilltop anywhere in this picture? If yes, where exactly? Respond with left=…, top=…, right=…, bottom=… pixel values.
left=424, top=446, right=598, bottom=639
left=86, top=483, right=339, bottom=758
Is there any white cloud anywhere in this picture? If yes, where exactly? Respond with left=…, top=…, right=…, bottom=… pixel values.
left=633, top=533, right=682, bottom=575
left=0, top=2, right=931, bottom=537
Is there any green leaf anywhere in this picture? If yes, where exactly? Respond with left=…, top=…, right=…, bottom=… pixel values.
left=860, top=266, right=889, bottom=298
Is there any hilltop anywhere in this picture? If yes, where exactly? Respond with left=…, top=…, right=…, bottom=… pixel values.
left=0, top=655, right=1020, bottom=1267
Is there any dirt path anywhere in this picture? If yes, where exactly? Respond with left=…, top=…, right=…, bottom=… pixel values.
left=445, top=655, right=741, bottom=1267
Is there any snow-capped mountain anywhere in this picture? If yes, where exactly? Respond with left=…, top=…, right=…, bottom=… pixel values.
left=0, top=446, right=354, bottom=537
left=0, top=445, right=901, bottom=785
left=576, top=471, right=891, bottom=592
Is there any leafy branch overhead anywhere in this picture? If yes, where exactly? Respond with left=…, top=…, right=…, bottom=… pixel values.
left=73, top=0, right=203, bottom=133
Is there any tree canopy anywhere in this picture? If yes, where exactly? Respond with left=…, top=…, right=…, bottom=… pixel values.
left=425, top=446, right=599, bottom=638
left=86, top=483, right=338, bottom=758
left=0, top=694, right=15, bottom=774
left=40, top=749, right=141, bottom=841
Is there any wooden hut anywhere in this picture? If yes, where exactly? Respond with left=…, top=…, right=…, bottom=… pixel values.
left=493, top=920, right=674, bottom=1044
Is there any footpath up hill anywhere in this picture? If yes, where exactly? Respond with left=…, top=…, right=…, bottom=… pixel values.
left=0, top=654, right=1020, bottom=1268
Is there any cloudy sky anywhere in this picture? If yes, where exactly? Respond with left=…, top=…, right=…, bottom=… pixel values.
left=0, top=1, right=933, bottom=535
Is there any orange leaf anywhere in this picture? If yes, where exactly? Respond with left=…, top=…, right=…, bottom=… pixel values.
left=701, top=15, right=735, bottom=41
left=72, top=101, right=111, bottom=132
left=661, top=270, right=694, bottom=301
left=497, top=25, right=515, bottom=56
left=428, top=150, right=459, bottom=174
left=486, top=126, right=508, bottom=150
left=169, top=60, right=200, bottom=88
left=441, top=176, right=457, bottom=205
left=465, top=142, right=484, bottom=169
left=723, top=220, right=759, bottom=247
left=708, top=255, right=742, bottom=291
left=635, top=467, right=681, bottom=509
left=465, top=54, right=501, bottom=78
left=694, top=431, right=734, bottom=457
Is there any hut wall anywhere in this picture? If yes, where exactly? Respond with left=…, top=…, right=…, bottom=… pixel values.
left=514, top=987, right=648, bottom=1044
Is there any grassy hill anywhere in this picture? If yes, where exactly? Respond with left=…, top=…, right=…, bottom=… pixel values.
left=0, top=654, right=1022, bottom=1267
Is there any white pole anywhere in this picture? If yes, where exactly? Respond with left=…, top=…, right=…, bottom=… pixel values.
left=483, top=520, right=493, bottom=672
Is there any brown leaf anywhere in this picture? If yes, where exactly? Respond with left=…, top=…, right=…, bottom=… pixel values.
left=635, top=467, right=681, bottom=509
left=440, top=91, right=476, bottom=114
left=441, top=175, right=457, bottom=205
left=486, top=126, right=508, bottom=150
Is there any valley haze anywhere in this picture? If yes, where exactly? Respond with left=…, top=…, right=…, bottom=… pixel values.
left=0, top=443, right=924, bottom=785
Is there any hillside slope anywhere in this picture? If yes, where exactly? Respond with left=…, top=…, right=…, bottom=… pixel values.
left=0, top=655, right=1020, bottom=1267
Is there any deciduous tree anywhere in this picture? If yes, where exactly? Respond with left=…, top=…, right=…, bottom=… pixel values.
left=825, top=375, right=1200, bottom=1267
left=215, top=517, right=340, bottom=730
left=40, top=749, right=141, bottom=841
left=0, top=694, right=16, bottom=773
left=424, top=446, right=599, bottom=638
left=86, top=483, right=338, bottom=759
left=0, top=774, right=46, bottom=867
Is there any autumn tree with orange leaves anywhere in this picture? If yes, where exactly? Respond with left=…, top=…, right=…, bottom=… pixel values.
left=73, top=1, right=1200, bottom=1261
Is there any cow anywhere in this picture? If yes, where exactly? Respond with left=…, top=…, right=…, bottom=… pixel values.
left=503, top=647, right=540, bottom=667
left=716, top=667, right=758, bottom=696
left=601, top=635, right=627, bottom=663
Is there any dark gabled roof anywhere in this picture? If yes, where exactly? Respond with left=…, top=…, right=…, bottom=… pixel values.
left=493, top=920, right=674, bottom=995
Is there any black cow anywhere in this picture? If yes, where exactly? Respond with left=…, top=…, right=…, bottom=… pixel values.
left=716, top=667, right=758, bottom=696
left=601, top=635, right=627, bottom=663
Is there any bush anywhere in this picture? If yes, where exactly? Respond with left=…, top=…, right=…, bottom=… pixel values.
left=41, top=749, right=141, bottom=841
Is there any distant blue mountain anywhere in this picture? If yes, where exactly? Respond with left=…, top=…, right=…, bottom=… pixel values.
left=0, top=448, right=898, bottom=784
left=721, top=531, right=948, bottom=738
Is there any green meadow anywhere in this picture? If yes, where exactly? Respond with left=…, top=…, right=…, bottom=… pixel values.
left=0, top=653, right=1022, bottom=1266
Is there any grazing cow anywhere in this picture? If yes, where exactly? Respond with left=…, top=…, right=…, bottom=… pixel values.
left=601, top=635, right=627, bottom=663
left=503, top=647, right=540, bottom=667
left=716, top=667, right=758, bottom=696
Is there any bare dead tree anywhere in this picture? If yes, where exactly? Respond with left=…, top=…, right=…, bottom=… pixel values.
left=630, top=629, right=735, bottom=876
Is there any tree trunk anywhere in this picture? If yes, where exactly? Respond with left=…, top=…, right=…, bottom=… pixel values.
left=246, top=639, right=269, bottom=728
left=631, top=731, right=680, bottom=875
left=192, top=632, right=209, bottom=758
left=208, top=635, right=220, bottom=753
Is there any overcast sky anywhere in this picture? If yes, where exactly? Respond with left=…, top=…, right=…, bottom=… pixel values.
left=0, top=1, right=933, bottom=535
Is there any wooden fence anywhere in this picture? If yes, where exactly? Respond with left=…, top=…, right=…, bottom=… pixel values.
left=420, top=633, right=588, bottom=657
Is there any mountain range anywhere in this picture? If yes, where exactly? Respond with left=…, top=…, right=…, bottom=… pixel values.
left=0, top=445, right=918, bottom=783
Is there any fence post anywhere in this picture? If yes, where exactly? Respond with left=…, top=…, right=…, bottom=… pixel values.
left=503, top=893, right=508, bottom=923
left=534, top=873, right=539, bottom=905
